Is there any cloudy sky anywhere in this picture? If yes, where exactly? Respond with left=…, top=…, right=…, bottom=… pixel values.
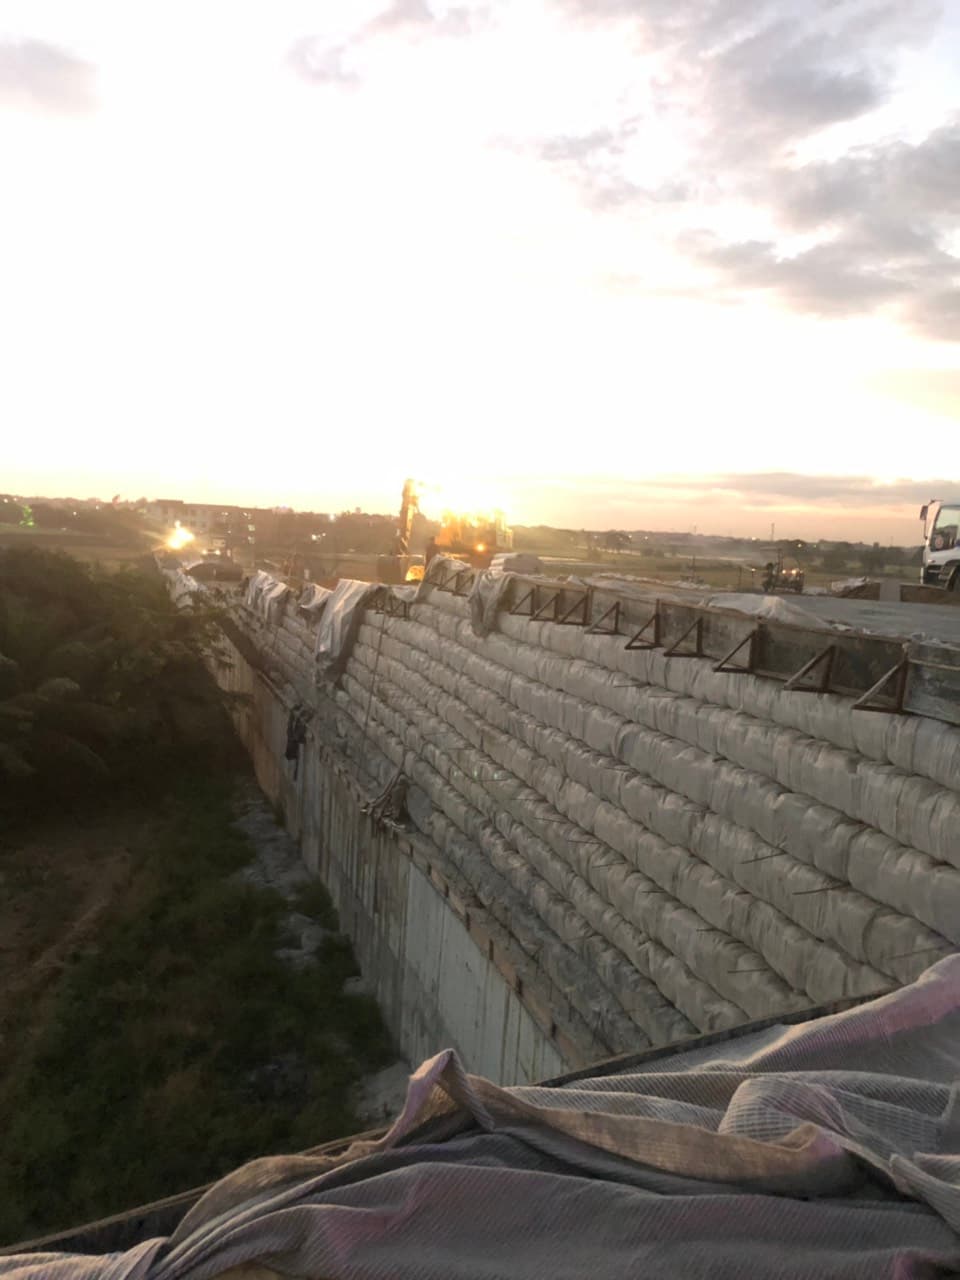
left=2, top=0, right=958, bottom=538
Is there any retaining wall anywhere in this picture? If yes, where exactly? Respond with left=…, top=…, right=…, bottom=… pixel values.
left=216, top=621, right=569, bottom=1084
left=205, top=571, right=960, bottom=1081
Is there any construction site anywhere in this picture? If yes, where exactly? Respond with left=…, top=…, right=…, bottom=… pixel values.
left=214, top=550, right=960, bottom=1056
left=1, top=458, right=957, bottom=1267
left=1, top=458, right=958, bottom=1280
left=7, top=0, right=960, bottom=1263
left=7, top=494, right=956, bottom=1264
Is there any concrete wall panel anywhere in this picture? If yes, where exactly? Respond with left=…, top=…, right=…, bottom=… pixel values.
left=205, top=574, right=958, bottom=1084
left=215, top=629, right=568, bottom=1084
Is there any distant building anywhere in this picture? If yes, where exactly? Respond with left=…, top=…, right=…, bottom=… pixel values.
left=144, top=499, right=335, bottom=554
left=146, top=500, right=255, bottom=551
left=146, top=500, right=233, bottom=536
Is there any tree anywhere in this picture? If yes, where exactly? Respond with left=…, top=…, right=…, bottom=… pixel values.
left=860, top=543, right=886, bottom=575
left=604, top=530, right=631, bottom=551
left=0, top=548, right=233, bottom=813
left=820, top=549, right=849, bottom=573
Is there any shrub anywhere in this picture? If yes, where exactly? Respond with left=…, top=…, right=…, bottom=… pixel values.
left=0, top=548, right=238, bottom=814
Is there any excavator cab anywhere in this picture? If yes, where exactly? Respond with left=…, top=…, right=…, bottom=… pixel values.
left=379, top=479, right=513, bottom=581
left=435, top=509, right=512, bottom=570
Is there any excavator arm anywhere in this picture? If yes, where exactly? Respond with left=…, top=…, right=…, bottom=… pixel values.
left=395, top=478, right=420, bottom=557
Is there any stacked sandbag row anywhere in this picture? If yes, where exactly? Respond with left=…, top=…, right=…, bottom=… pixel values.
left=324, top=590, right=956, bottom=1043
left=222, top=576, right=958, bottom=1049
left=423, top=594, right=960, bottom=928
left=323, top=668, right=655, bottom=1054
left=236, top=600, right=317, bottom=705
left=340, top=648, right=793, bottom=1035
left=486, top=608, right=960, bottom=846
left=345, top=627, right=921, bottom=994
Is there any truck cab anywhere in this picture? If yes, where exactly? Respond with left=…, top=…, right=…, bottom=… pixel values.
left=920, top=499, right=960, bottom=589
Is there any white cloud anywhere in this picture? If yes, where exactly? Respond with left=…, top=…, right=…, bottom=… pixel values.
left=0, top=37, right=95, bottom=114
left=1, top=0, right=958, bottom=532
left=532, top=1, right=959, bottom=336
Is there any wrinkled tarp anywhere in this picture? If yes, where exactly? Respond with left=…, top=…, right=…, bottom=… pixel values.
left=244, top=571, right=290, bottom=623
left=297, top=583, right=331, bottom=616
left=488, top=553, right=544, bottom=576
left=706, top=593, right=839, bottom=631
left=264, top=583, right=291, bottom=625
left=469, top=569, right=513, bottom=638
left=314, top=579, right=381, bottom=681
left=418, top=557, right=512, bottom=638
left=244, top=570, right=271, bottom=614
left=8, top=957, right=960, bottom=1280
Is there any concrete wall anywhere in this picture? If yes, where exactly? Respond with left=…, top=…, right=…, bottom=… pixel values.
left=207, top=570, right=960, bottom=1082
left=216, top=624, right=568, bottom=1084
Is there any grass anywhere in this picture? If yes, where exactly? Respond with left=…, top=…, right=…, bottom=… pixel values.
left=291, top=878, right=340, bottom=931
left=0, top=773, right=393, bottom=1245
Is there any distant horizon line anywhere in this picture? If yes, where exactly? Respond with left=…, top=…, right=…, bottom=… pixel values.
left=4, top=491, right=921, bottom=549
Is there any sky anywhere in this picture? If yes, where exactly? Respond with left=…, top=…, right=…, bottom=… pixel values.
left=2, top=0, right=959, bottom=540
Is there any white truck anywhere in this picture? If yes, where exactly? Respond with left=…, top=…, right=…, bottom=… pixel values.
left=920, top=499, right=960, bottom=590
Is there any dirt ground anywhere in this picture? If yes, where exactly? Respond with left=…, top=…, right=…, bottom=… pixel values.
left=0, top=814, right=141, bottom=1060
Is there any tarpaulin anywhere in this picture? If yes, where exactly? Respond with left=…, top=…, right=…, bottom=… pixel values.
left=314, top=579, right=382, bottom=682
left=297, top=583, right=332, bottom=616
left=7, top=957, right=960, bottom=1280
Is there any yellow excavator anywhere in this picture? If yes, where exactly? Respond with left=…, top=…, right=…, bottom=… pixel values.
left=377, top=478, right=513, bottom=584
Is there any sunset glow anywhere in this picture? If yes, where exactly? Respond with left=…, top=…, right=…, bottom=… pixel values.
left=2, top=1, right=959, bottom=540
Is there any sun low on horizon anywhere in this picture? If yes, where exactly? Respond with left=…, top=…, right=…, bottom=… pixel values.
left=2, top=0, right=959, bottom=542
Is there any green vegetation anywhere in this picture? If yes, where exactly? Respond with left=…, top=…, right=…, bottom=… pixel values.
left=291, top=878, right=341, bottom=931
left=0, top=778, right=391, bottom=1243
left=0, top=549, right=392, bottom=1244
left=0, top=547, right=232, bottom=811
left=0, top=500, right=151, bottom=545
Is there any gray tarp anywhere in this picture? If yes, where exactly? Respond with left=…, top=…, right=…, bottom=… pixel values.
left=297, top=583, right=332, bottom=616
left=469, top=568, right=513, bottom=638
left=313, top=580, right=381, bottom=681
left=244, top=572, right=291, bottom=624
left=8, top=956, right=960, bottom=1279
left=417, top=558, right=515, bottom=638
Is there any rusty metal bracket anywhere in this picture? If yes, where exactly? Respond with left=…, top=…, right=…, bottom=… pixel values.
left=852, top=656, right=909, bottom=713
left=625, top=607, right=661, bottom=651
left=386, top=595, right=410, bottom=619
left=784, top=644, right=836, bottom=693
left=532, top=591, right=561, bottom=622
left=664, top=616, right=704, bottom=658
left=374, top=587, right=408, bottom=617
left=511, top=587, right=535, bottom=616
left=556, top=591, right=591, bottom=626
left=714, top=628, right=759, bottom=674
left=586, top=600, right=621, bottom=635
